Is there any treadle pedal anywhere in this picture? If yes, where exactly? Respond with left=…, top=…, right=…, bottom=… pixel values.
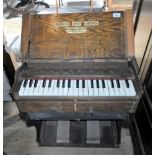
left=87, top=121, right=100, bottom=144
left=39, top=120, right=120, bottom=147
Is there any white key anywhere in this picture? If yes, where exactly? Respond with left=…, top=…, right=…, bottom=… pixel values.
left=88, top=80, right=94, bottom=96
left=119, top=80, right=126, bottom=96
left=23, top=80, right=30, bottom=96
left=53, top=80, right=59, bottom=96
left=58, top=80, right=63, bottom=96
left=98, top=80, right=104, bottom=96
left=122, top=80, right=131, bottom=96
left=128, top=80, right=136, bottom=96
left=38, top=80, right=44, bottom=96
left=93, top=80, right=98, bottom=96
left=73, top=80, right=78, bottom=96
left=28, top=80, right=35, bottom=96
left=79, top=80, right=83, bottom=96
left=113, top=80, right=120, bottom=96
left=19, top=80, right=25, bottom=96
left=68, top=80, right=74, bottom=96
left=33, top=80, right=41, bottom=96
left=107, top=80, right=115, bottom=96
left=104, top=80, right=109, bottom=96
left=47, top=80, right=55, bottom=96
left=43, top=80, right=49, bottom=96
left=83, top=80, right=89, bottom=96
left=62, top=80, right=68, bottom=96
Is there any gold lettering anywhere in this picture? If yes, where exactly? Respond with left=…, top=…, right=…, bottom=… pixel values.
left=84, top=21, right=99, bottom=26
left=66, top=27, right=87, bottom=34
left=72, top=21, right=82, bottom=27
left=55, top=22, right=70, bottom=27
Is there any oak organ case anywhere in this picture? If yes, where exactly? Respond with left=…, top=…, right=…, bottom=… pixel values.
left=12, top=10, right=142, bottom=120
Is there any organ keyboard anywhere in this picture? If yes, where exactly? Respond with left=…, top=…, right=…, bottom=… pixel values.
left=12, top=10, right=143, bottom=120
left=19, top=79, right=136, bottom=97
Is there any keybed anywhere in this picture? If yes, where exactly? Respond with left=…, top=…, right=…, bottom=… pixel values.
left=19, top=78, right=136, bottom=97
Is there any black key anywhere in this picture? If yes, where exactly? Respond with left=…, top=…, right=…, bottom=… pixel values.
left=34, top=80, right=38, bottom=87
left=96, top=80, right=99, bottom=88
left=68, top=79, right=71, bottom=88
left=29, top=79, right=33, bottom=87
left=76, top=80, right=79, bottom=88
left=116, top=80, right=120, bottom=88
left=23, top=79, right=28, bottom=87
left=91, top=80, right=94, bottom=88
left=57, top=80, right=60, bottom=88
left=42, top=80, right=46, bottom=87
left=102, top=80, right=105, bottom=88
left=48, top=80, right=52, bottom=87
left=82, top=80, right=85, bottom=88
left=125, top=80, right=129, bottom=88
left=111, top=80, right=114, bottom=88
left=62, top=80, right=65, bottom=88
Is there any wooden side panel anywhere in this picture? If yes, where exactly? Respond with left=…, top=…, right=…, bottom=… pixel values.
left=20, top=13, right=31, bottom=60
left=125, top=9, right=135, bottom=56
left=25, top=12, right=127, bottom=60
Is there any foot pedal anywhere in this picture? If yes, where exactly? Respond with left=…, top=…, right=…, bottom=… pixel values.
left=57, top=121, right=70, bottom=143
left=39, top=120, right=120, bottom=147
left=87, top=121, right=100, bottom=144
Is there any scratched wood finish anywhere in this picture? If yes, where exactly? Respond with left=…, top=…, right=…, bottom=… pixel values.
left=12, top=59, right=142, bottom=113
left=11, top=58, right=142, bottom=115
left=21, top=11, right=127, bottom=60
left=20, top=13, right=31, bottom=60
left=125, top=10, right=135, bottom=56
left=12, top=10, right=142, bottom=116
left=17, top=100, right=138, bottom=113
left=21, top=62, right=133, bottom=78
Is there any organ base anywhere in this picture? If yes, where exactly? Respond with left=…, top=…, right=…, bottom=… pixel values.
left=39, top=120, right=121, bottom=147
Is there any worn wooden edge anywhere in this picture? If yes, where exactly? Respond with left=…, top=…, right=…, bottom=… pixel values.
left=20, top=13, right=31, bottom=60
left=23, top=58, right=129, bottom=63
left=129, top=57, right=143, bottom=97
left=123, top=10, right=128, bottom=58
left=125, top=9, right=135, bottom=57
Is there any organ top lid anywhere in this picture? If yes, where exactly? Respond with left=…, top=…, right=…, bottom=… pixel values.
left=20, top=10, right=134, bottom=62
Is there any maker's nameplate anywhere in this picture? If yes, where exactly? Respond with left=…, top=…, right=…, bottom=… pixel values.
left=66, top=27, right=86, bottom=34
left=55, top=20, right=99, bottom=33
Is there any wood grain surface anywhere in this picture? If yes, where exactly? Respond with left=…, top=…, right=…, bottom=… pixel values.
left=21, top=61, right=133, bottom=78
left=20, top=13, right=31, bottom=60
left=21, top=11, right=127, bottom=60
left=13, top=11, right=141, bottom=116
left=17, top=100, right=138, bottom=113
